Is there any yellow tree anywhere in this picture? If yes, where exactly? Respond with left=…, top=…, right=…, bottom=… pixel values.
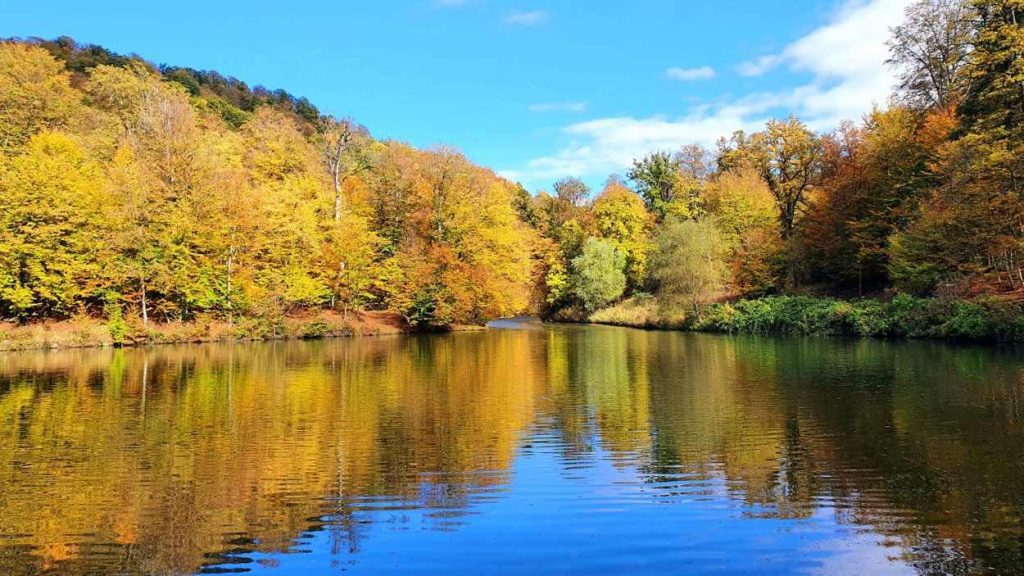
left=0, top=132, right=105, bottom=319
left=704, top=168, right=782, bottom=294
left=720, top=118, right=824, bottom=240
left=384, top=146, right=533, bottom=325
left=592, top=179, right=651, bottom=290
left=92, top=63, right=212, bottom=323
left=241, top=107, right=327, bottom=311
left=0, top=43, right=81, bottom=154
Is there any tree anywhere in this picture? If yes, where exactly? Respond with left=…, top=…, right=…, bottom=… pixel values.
left=553, top=177, right=590, bottom=207
left=319, top=213, right=391, bottom=317
left=887, top=0, right=976, bottom=109
left=649, top=218, right=725, bottom=313
left=99, top=70, right=212, bottom=324
left=0, top=132, right=104, bottom=319
left=241, top=107, right=327, bottom=311
left=721, top=118, right=824, bottom=241
left=0, top=43, right=81, bottom=153
left=704, top=168, right=782, bottom=294
left=0, top=37, right=545, bottom=328
left=571, top=238, right=626, bottom=312
left=320, top=116, right=370, bottom=221
left=627, top=151, right=700, bottom=220
left=592, top=180, right=651, bottom=290
left=674, top=143, right=714, bottom=183
left=959, top=0, right=1024, bottom=192
left=892, top=1, right=1024, bottom=294
left=382, top=146, right=534, bottom=326
left=800, top=108, right=946, bottom=292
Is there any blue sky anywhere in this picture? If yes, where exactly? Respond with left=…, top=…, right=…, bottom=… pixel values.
left=2, top=0, right=911, bottom=191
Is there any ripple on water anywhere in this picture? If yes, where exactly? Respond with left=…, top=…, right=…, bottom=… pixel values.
left=0, top=331, right=1022, bottom=574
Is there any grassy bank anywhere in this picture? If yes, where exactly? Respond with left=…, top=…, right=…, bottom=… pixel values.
left=0, top=311, right=482, bottom=352
left=587, top=294, right=1024, bottom=343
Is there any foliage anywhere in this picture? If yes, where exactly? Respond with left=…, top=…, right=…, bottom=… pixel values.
left=0, top=38, right=536, bottom=328
left=627, top=151, right=702, bottom=220
left=718, top=117, right=824, bottom=241
left=694, top=294, right=1024, bottom=342
left=649, top=218, right=725, bottom=313
left=0, top=42, right=81, bottom=153
left=592, top=180, right=651, bottom=290
left=571, top=238, right=627, bottom=312
left=6, top=8, right=1024, bottom=342
left=0, top=132, right=104, bottom=319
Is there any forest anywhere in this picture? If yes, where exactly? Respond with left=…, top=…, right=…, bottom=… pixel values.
left=1, top=0, right=1023, bottom=345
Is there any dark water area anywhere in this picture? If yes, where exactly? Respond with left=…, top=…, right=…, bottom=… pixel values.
left=1, top=321, right=1023, bottom=575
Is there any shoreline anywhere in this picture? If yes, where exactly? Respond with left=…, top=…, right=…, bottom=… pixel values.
left=556, top=294, right=1024, bottom=344
left=0, top=311, right=486, bottom=352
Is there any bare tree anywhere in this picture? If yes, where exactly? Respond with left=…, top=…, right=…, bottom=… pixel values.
left=673, top=143, right=713, bottom=183
left=887, top=0, right=976, bottom=109
left=321, top=117, right=370, bottom=221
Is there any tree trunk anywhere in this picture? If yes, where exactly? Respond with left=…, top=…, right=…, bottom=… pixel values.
left=140, top=272, right=149, bottom=326
left=333, top=168, right=343, bottom=222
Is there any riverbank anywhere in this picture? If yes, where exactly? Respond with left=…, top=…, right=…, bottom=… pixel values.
left=582, top=294, right=1024, bottom=343
left=0, top=311, right=484, bottom=352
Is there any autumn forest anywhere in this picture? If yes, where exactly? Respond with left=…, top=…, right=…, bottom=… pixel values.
left=2, top=0, right=1023, bottom=345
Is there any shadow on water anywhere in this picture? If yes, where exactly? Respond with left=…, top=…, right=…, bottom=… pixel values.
left=0, top=326, right=1023, bottom=574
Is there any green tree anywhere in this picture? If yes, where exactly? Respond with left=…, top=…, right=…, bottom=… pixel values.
left=571, top=238, right=626, bottom=312
left=627, top=151, right=700, bottom=220
left=649, top=218, right=725, bottom=313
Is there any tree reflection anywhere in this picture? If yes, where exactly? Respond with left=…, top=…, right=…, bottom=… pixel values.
left=0, top=330, right=1022, bottom=574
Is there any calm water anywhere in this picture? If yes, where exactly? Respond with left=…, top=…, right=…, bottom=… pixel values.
left=1, top=321, right=1023, bottom=575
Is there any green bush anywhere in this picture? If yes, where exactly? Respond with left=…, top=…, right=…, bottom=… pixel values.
left=941, top=301, right=992, bottom=341
left=691, top=294, right=1023, bottom=342
left=298, top=320, right=332, bottom=340
left=104, top=295, right=128, bottom=346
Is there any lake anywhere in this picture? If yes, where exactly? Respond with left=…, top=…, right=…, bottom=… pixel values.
left=1, top=320, right=1023, bottom=575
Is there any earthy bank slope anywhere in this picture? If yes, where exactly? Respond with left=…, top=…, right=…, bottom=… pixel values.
left=0, top=311, right=484, bottom=352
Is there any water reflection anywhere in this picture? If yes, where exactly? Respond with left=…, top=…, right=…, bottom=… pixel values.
left=0, top=326, right=1022, bottom=575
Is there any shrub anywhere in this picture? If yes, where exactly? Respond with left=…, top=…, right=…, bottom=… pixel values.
left=941, top=301, right=992, bottom=341
left=298, top=320, right=332, bottom=340
left=689, top=294, right=1023, bottom=342
left=104, top=295, right=128, bottom=346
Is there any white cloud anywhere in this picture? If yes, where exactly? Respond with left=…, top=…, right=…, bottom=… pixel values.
left=737, top=55, right=783, bottom=77
left=503, top=0, right=912, bottom=187
left=738, top=0, right=909, bottom=78
left=528, top=101, right=589, bottom=113
left=666, top=66, right=716, bottom=81
left=504, top=10, right=549, bottom=26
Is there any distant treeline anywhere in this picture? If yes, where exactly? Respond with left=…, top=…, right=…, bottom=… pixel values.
left=24, top=36, right=322, bottom=128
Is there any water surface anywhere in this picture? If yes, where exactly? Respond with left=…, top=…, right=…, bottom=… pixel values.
left=1, top=322, right=1023, bottom=575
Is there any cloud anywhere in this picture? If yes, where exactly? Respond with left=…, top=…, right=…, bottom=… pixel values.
left=666, top=66, right=716, bottom=81
left=737, top=55, right=783, bottom=77
left=504, top=10, right=549, bottom=26
left=503, top=0, right=912, bottom=187
left=528, top=101, right=589, bottom=113
left=739, top=0, right=909, bottom=78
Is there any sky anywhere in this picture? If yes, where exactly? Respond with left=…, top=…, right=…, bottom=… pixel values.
left=1, top=0, right=913, bottom=191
